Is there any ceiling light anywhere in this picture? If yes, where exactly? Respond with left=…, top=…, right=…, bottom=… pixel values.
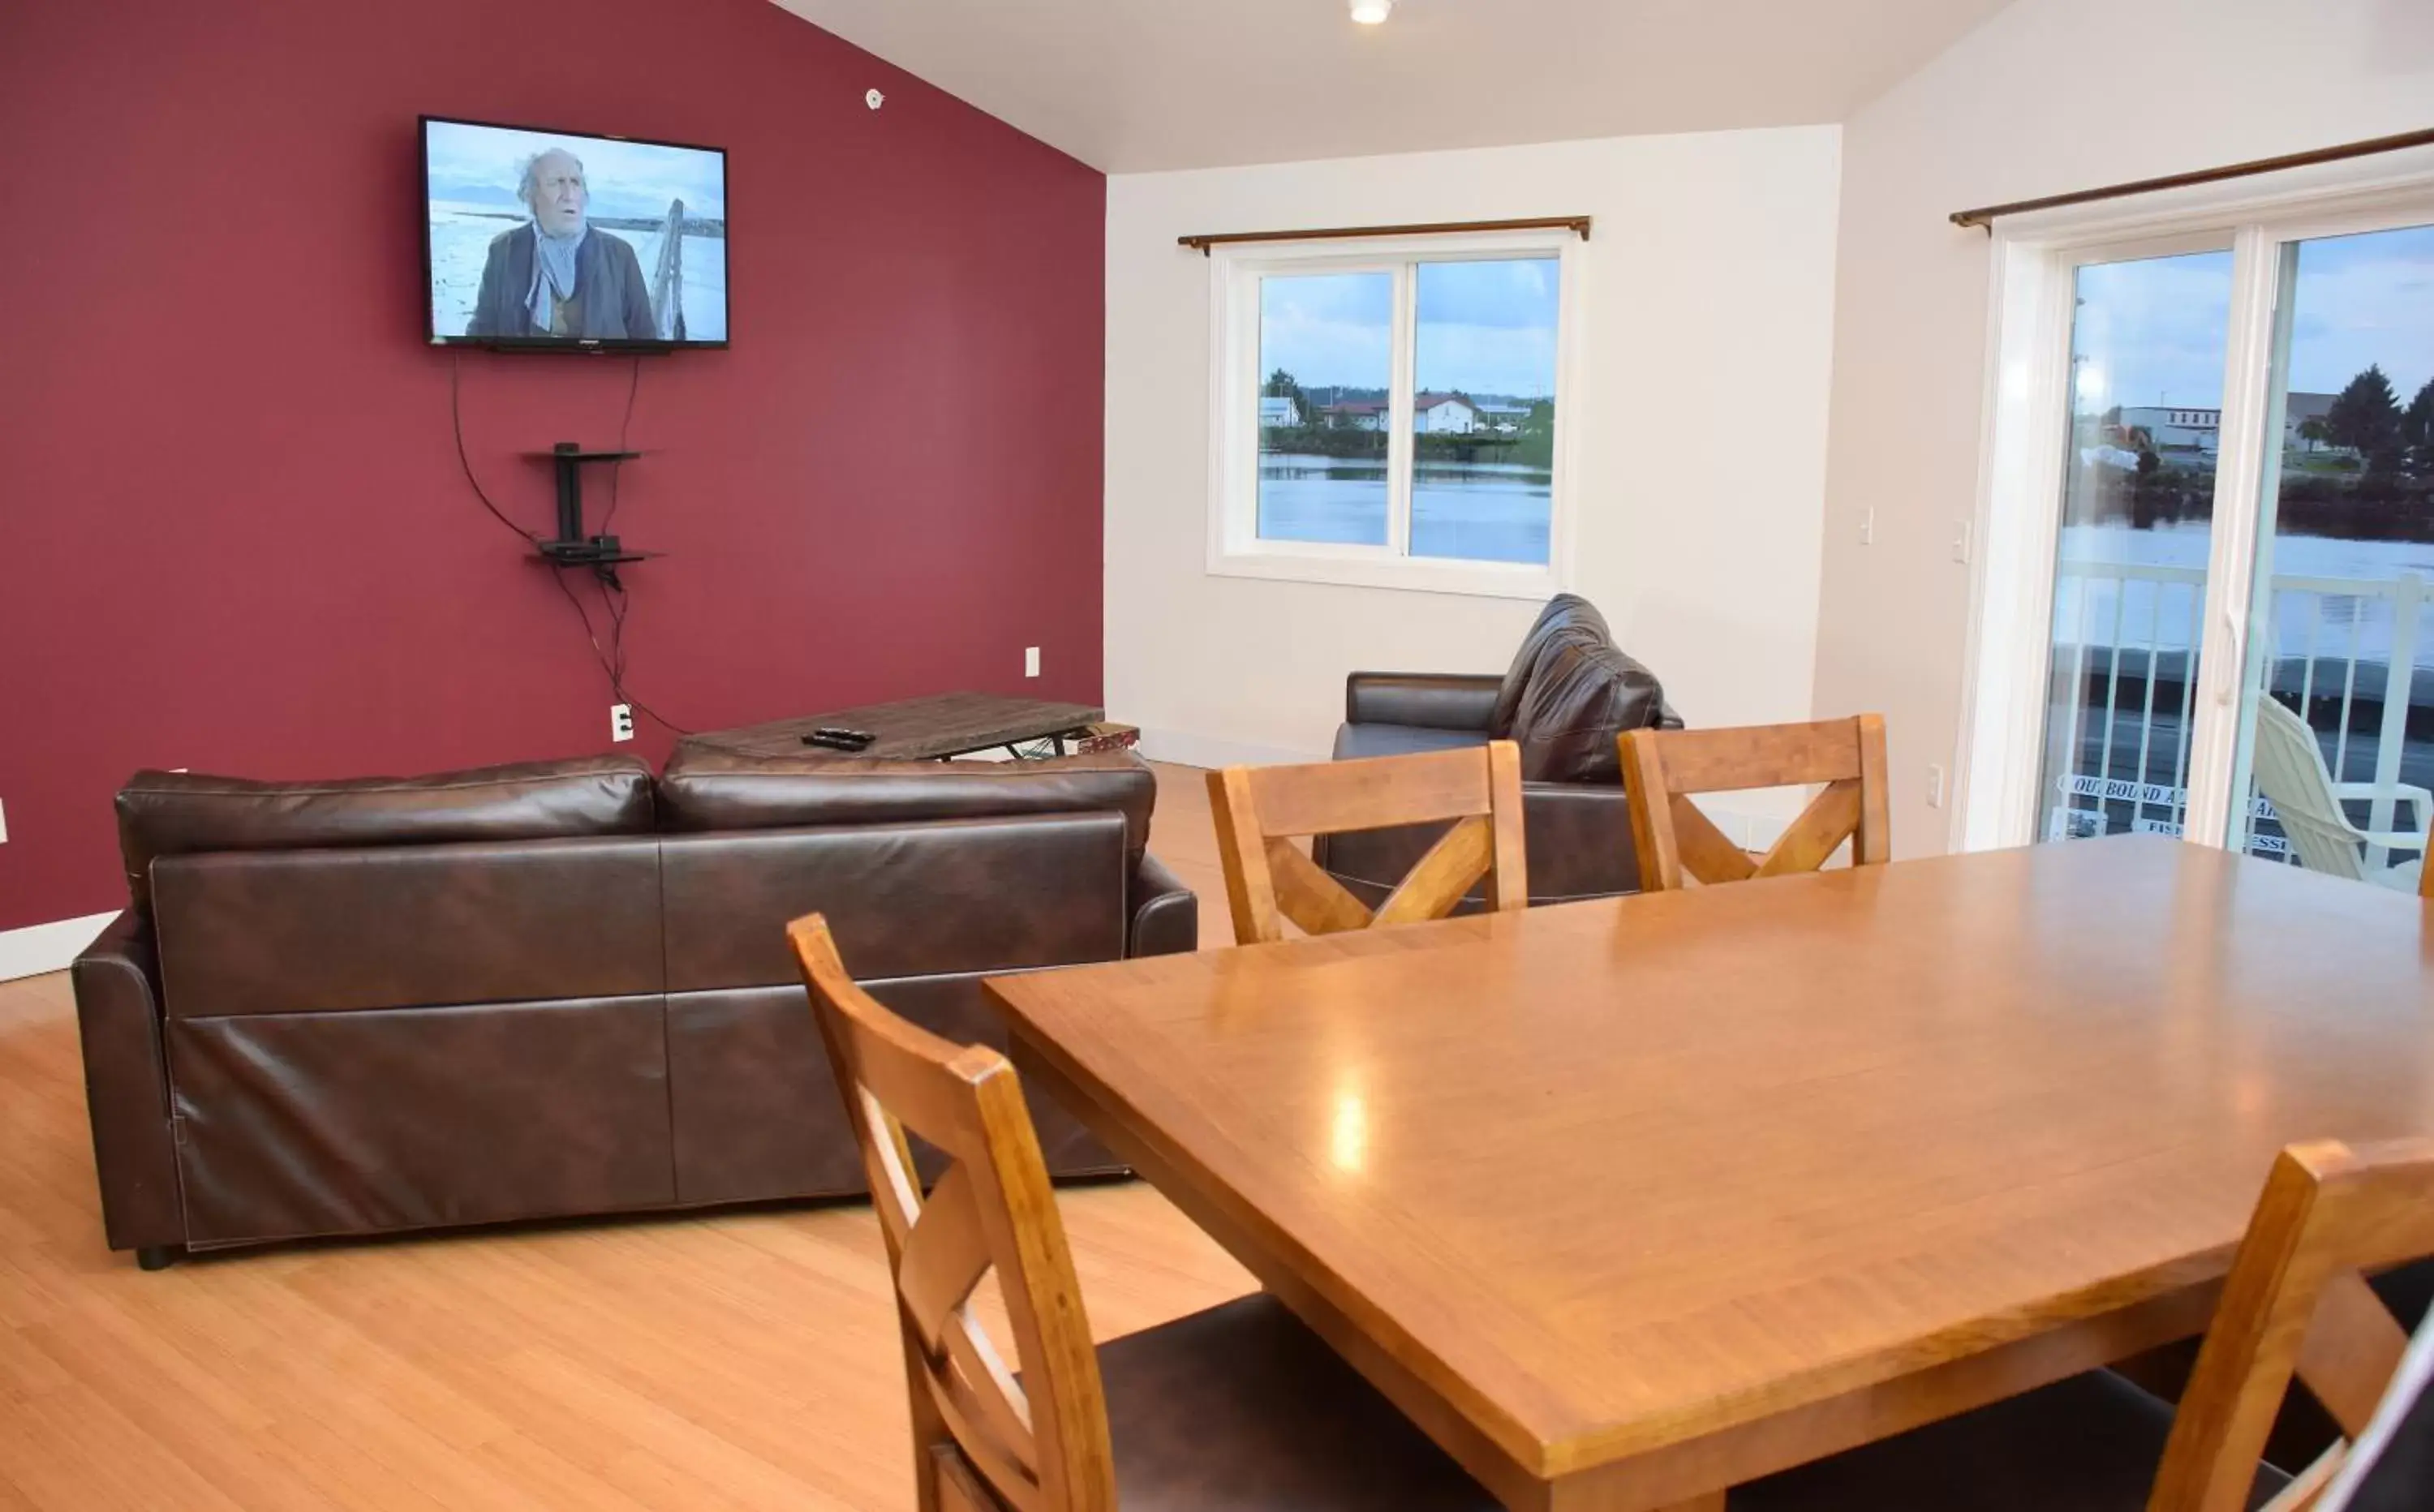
left=1350, top=0, right=1392, bottom=24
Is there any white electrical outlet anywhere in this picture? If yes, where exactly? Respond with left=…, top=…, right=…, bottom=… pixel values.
left=610, top=703, right=635, bottom=742
left=1024, top=646, right=1041, bottom=678
left=1926, top=764, right=1946, bottom=809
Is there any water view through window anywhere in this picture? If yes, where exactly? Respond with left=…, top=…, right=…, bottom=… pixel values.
left=1255, top=257, right=1559, bottom=565
left=1258, top=272, right=1391, bottom=546
left=1412, top=260, right=1559, bottom=563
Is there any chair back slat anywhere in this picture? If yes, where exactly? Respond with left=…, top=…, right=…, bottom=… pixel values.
left=1622, top=715, right=1891, bottom=891
left=1666, top=796, right=1757, bottom=884
left=789, top=914, right=1116, bottom=1512
left=2294, top=1271, right=2412, bottom=1440
left=1373, top=814, right=1497, bottom=927
left=935, top=1443, right=1017, bottom=1512
left=894, top=1162, right=996, bottom=1351
left=1237, top=747, right=1512, bottom=836
left=1266, top=838, right=1383, bottom=938
left=2148, top=1138, right=2434, bottom=1512
left=1210, top=742, right=1528, bottom=945
left=935, top=1314, right=1039, bottom=1482
left=1632, top=717, right=1876, bottom=793
left=1757, top=778, right=1865, bottom=878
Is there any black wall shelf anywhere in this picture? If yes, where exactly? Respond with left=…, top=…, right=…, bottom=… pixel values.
left=527, top=444, right=657, bottom=578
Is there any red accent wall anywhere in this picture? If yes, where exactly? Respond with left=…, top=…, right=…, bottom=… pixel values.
left=0, top=0, right=1106, bottom=931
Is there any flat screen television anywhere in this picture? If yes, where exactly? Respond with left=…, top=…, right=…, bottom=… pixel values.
left=422, top=115, right=728, bottom=350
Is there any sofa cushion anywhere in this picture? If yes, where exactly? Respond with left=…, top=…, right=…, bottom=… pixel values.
left=152, top=836, right=666, bottom=1016
left=166, top=994, right=676, bottom=1246
left=1490, top=594, right=1612, bottom=737
left=1332, top=723, right=1492, bottom=761
left=655, top=747, right=1156, bottom=862
left=1344, top=672, right=1502, bottom=732
left=1504, top=634, right=1672, bottom=784
left=117, top=757, right=656, bottom=914
left=658, top=814, right=1129, bottom=989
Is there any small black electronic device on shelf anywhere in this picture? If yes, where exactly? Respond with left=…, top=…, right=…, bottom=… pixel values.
left=801, top=728, right=875, bottom=751
left=532, top=442, right=658, bottom=581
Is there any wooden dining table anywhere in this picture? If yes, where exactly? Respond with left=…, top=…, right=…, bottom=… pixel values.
left=983, top=834, right=2434, bottom=1511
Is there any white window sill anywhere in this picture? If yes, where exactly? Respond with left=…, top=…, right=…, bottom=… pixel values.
left=1206, top=546, right=1560, bottom=601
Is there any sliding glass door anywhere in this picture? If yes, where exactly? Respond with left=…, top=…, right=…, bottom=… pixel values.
left=2226, top=221, right=2434, bottom=891
left=2034, top=246, right=2234, bottom=844
left=2025, top=206, right=2434, bottom=891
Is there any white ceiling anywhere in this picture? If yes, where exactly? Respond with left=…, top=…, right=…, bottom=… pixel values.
left=772, top=0, right=2015, bottom=174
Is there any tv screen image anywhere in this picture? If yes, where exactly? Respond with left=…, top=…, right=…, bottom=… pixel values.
left=422, top=116, right=728, bottom=349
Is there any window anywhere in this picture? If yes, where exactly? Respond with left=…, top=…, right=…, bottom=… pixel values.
left=1959, top=157, right=2434, bottom=891
left=1207, top=230, right=1579, bottom=597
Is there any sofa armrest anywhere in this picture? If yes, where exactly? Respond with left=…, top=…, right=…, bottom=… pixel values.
left=70, top=912, right=185, bottom=1254
left=1345, top=672, right=1502, bottom=732
left=1128, top=853, right=1199, bottom=958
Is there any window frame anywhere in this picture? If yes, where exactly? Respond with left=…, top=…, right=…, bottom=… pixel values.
left=1204, top=228, right=1582, bottom=599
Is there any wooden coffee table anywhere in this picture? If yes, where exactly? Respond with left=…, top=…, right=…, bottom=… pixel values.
left=677, top=690, right=1106, bottom=762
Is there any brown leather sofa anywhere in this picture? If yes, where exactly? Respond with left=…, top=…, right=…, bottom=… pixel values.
left=72, top=747, right=1195, bottom=1268
left=1315, top=595, right=1681, bottom=907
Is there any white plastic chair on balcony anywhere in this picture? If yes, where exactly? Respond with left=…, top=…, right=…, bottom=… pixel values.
left=2249, top=695, right=2430, bottom=891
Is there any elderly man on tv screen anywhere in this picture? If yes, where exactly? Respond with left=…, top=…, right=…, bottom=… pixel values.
left=465, top=148, right=660, bottom=341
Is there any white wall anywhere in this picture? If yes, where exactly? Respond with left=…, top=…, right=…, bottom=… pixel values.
left=1105, top=128, right=1844, bottom=769
left=1814, top=0, right=2434, bottom=855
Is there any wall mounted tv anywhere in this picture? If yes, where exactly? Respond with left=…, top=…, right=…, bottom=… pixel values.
left=422, top=115, right=728, bottom=350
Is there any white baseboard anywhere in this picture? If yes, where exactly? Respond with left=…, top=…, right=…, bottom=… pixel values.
left=1133, top=727, right=1330, bottom=771
left=0, top=911, right=118, bottom=983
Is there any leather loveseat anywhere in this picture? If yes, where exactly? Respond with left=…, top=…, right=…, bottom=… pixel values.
left=73, top=747, right=1194, bottom=1268
left=1315, top=594, right=1681, bottom=907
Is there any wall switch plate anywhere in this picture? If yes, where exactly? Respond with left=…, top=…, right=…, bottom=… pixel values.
left=0, top=797, right=7, bottom=844
left=1926, top=763, right=1946, bottom=809
left=1024, top=646, right=1041, bottom=678
left=610, top=703, right=635, bottom=742
left=1859, top=508, right=1874, bottom=546
left=1951, top=520, right=1973, bottom=565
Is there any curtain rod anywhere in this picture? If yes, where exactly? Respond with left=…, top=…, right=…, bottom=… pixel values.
left=1179, top=216, right=1592, bottom=255
left=1951, top=127, right=2434, bottom=231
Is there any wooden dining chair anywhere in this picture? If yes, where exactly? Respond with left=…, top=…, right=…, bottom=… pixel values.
left=1738, top=1136, right=2434, bottom=1511
left=1206, top=742, right=1527, bottom=946
left=1618, top=715, right=1891, bottom=892
left=785, top=913, right=1499, bottom=1512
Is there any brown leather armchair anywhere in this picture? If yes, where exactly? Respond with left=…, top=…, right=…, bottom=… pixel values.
left=74, top=748, right=1194, bottom=1268
left=1314, top=595, right=1681, bottom=907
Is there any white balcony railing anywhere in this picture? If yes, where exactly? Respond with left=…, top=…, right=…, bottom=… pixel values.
left=2047, top=563, right=2429, bottom=859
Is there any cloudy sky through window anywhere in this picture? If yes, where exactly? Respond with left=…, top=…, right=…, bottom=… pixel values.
left=2074, top=225, right=2434, bottom=414
left=1260, top=258, right=1560, bottom=399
